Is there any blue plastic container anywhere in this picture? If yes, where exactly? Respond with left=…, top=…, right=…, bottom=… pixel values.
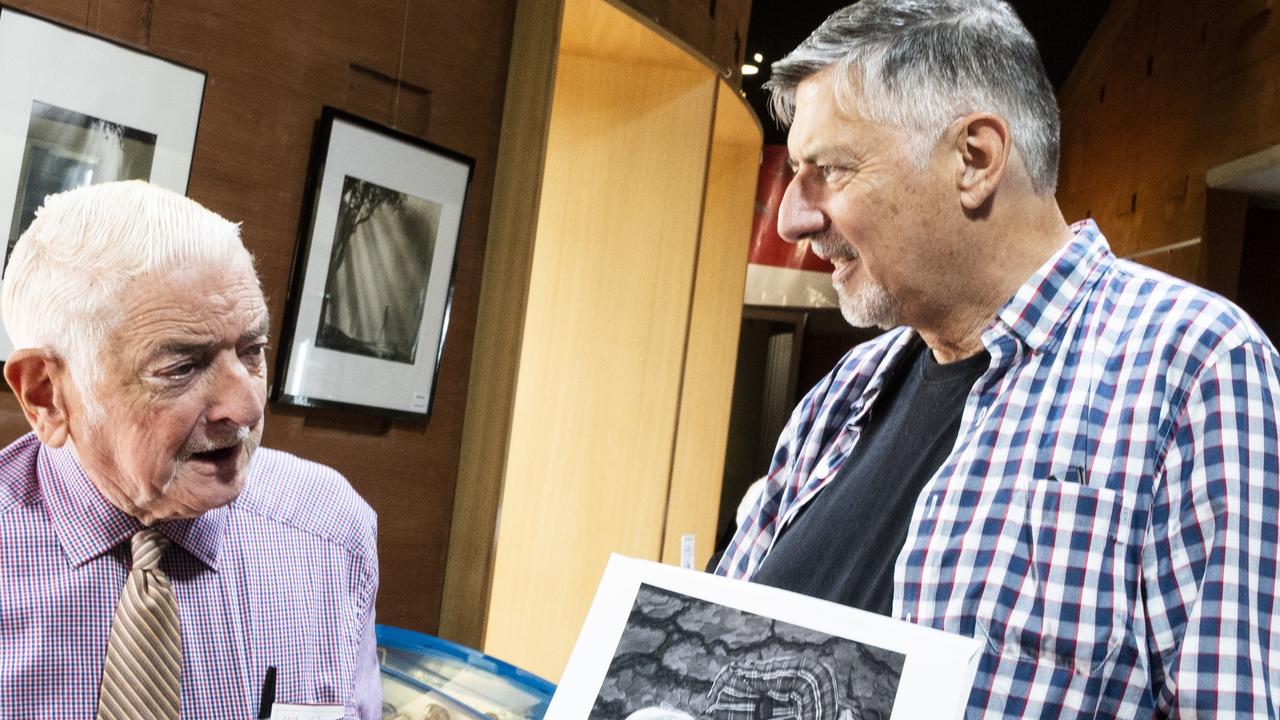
left=376, top=624, right=556, bottom=720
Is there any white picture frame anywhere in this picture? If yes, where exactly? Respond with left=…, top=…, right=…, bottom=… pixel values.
left=0, top=6, right=206, bottom=360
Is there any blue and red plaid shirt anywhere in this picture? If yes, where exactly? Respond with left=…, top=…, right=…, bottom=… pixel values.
left=0, top=433, right=381, bottom=718
left=717, top=221, right=1280, bottom=717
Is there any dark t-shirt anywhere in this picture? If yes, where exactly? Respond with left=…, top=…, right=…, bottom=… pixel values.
left=751, top=338, right=989, bottom=615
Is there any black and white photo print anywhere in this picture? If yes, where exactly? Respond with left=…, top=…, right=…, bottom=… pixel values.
left=8, top=101, right=156, bottom=262
left=590, top=584, right=905, bottom=720
left=315, top=174, right=442, bottom=365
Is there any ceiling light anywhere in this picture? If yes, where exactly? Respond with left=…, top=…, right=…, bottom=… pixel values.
left=742, top=64, right=759, bottom=76
left=753, top=53, right=764, bottom=62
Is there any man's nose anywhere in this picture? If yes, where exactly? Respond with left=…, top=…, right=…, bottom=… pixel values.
left=776, top=172, right=827, bottom=244
left=207, top=355, right=265, bottom=430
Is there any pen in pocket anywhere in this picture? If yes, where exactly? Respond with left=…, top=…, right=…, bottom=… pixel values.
left=257, top=666, right=277, bottom=719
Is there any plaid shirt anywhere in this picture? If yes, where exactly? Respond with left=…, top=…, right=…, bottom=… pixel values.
left=717, top=221, right=1280, bottom=717
left=0, top=433, right=381, bottom=718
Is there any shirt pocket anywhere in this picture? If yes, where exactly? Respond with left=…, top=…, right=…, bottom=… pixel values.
left=981, top=475, right=1129, bottom=676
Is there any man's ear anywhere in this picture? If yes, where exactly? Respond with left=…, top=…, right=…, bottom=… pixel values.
left=951, top=113, right=1011, bottom=212
left=4, top=349, right=72, bottom=447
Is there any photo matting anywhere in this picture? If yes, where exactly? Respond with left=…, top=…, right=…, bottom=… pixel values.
left=0, top=6, right=206, bottom=360
left=548, top=555, right=982, bottom=720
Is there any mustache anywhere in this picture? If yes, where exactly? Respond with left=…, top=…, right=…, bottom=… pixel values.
left=808, top=235, right=858, bottom=262
left=180, top=426, right=253, bottom=458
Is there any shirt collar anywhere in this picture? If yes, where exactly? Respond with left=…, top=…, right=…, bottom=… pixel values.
left=846, top=328, right=919, bottom=428
left=39, top=443, right=226, bottom=570
left=990, top=219, right=1113, bottom=353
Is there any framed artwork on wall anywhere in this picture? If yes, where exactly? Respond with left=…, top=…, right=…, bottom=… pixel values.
left=274, top=107, right=473, bottom=418
left=0, top=6, right=206, bottom=360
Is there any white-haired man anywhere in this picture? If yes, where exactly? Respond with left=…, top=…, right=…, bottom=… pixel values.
left=716, top=1, right=1280, bottom=717
left=0, top=181, right=380, bottom=717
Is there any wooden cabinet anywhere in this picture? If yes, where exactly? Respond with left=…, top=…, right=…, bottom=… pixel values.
left=440, top=0, right=762, bottom=681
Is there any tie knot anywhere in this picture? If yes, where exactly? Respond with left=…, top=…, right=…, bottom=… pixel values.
left=131, top=528, right=170, bottom=570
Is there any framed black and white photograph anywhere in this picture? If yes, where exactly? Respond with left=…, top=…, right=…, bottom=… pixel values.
left=0, top=6, right=206, bottom=359
left=274, top=107, right=472, bottom=418
left=548, top=556, right=983, bottom=720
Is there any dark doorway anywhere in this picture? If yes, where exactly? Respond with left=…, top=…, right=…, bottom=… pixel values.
left=714, top=308, right=879, bottom=557
left=1236, top=205, right=1280, bottom=345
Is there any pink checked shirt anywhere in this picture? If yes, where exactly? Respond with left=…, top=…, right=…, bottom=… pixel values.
left=0, top=433, right=381, bottom=718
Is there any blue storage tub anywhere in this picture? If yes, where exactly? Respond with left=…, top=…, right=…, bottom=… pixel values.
left=376, top=624, right=555, bottom=720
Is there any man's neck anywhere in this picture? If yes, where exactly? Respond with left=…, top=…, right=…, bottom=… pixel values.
left=917, top=200, right=1074, bottom=363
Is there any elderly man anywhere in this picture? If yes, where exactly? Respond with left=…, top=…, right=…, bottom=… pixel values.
left=0, top=181, right=379, bottom=717
left=716, top=1, right=1280, bottom=717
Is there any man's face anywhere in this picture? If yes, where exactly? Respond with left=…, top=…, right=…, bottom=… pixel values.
left=778, top=72, right=953, bottom=329
left=69, top=257, right=270, bottom=524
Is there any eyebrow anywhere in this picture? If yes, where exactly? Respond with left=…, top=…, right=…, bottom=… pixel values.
left=145, top=317, right=271, bottom=362
left=243, top=316, right=271, bottom=343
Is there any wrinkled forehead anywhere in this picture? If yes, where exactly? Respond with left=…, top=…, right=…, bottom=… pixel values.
left=109, top=255, right=269, bottom=351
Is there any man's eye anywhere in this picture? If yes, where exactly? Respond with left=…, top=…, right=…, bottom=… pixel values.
left=241, top=344, right=268, bottom=365
left=163, top=363, right=197, bottom=380
left=819, top=165, right=850, bottom=183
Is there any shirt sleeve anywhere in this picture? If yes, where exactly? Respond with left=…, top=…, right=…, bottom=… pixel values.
left=1142, top=340, right=1280, bottom=715
left=714, top=367, right=838, bottom=580
left=350, top=515, right=382, bottom=718
left=351, top=589, right=380, bottom=719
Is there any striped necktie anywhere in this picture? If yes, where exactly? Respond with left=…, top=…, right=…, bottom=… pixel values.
left=97, top=528, right=182, bottom=719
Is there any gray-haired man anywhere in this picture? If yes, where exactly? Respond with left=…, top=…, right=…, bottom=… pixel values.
left=717, top=2, right=1280, bottom=716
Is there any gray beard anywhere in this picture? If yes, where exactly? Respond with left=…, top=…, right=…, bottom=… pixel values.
left=836, top=277, right=902, bottom=330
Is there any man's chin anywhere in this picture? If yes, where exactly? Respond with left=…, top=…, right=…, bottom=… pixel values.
left=837, top=292, right=902, bottom=330
left=145, top=480, right=245, bottom=522
left=153, top=454, right=252, bottom=519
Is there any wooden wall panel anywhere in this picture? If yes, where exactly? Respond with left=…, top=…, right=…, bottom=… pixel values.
left=661, top=81, right=760, bottom=570
left=615, top=0, right=752, bottom=82
left=439, top=0, right=564, bottom=653
left=6, top=0, right=518, bottom=635
left=482, top=0, right=717, bottom=676
left=1057, top=0, right=1280, bottom=285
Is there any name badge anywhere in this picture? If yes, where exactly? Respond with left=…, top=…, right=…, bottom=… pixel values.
left=270, top=704, right=345, bottom=720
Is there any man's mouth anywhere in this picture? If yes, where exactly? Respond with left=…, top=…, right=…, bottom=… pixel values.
left=832, top=255, right=860, bottom=284
left=189, top=443, right=240, bottom=463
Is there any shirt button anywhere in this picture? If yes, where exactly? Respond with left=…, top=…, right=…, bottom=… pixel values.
left=975, top=405, right=989, bottom=424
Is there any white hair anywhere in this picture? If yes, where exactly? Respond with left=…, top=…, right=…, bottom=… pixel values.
left=2, top=180, right=255, bottom=417
left=765, top=0, right=1061, bottom=195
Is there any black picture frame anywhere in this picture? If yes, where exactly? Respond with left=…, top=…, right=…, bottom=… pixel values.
left=273, top=107, right=473, bottom=419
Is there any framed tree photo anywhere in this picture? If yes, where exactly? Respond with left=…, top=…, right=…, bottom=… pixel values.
left=274, top=107, right=472, bottom=418
left=0, top=6, right=206, bottom=359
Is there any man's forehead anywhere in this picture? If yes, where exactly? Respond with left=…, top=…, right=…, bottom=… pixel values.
left=115, top=261, right=268, bottom=334
left=788, top=79, right=861, bottom=152
left=794, top=68, right=861, bottom=115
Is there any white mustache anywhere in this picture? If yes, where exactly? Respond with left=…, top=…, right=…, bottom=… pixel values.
left=809, top=237, right=859, bottom=262
left=182, top=426, right=252, bottom=457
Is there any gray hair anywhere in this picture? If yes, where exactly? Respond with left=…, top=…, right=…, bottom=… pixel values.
left=2, top=180, right=256, bottom=417
left=765, top=0, right=1060, bottom=194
